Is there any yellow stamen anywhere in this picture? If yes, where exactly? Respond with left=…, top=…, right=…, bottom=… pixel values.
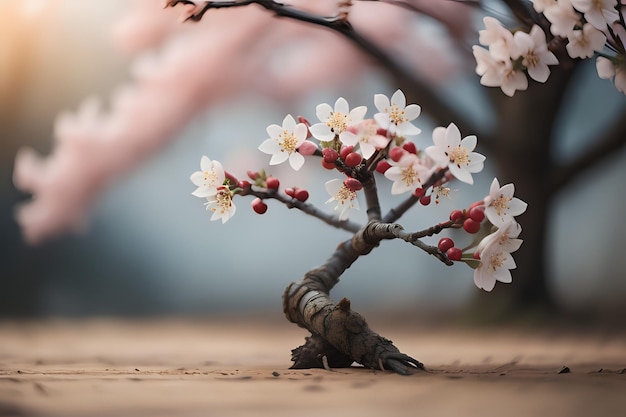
left=490, top=194, right=512, bottom=217
left=326, top=111, right=349, bottom=134
left=279, top=130, right=298, bottom=154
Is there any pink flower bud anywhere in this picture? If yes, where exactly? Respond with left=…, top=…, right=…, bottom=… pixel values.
left=298, top=140, right=317, bottom=156
left=294, top=189, right=309, bottom=202
left=251, top=198, right=268, bottom=215
left=266, top=176, right=279, bottom=190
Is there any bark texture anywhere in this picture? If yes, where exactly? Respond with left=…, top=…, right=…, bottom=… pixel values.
left=283, top=225, right=424, bottom=375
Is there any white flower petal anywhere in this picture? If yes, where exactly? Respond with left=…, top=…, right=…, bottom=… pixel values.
left=199, top=155, right=212, bottom=172
left=293, top=123, right=308, bottom=143
left=374, top=94, right=390, bottom=113
left=403, top=104, right=421, bottom=121
left=269, top=151, right=289, bottom=165
left=289, top=152, right=305, bottom=171
left=282, top=114, right=296, bottom=131
left=266, top=124, right=283, bottom=138
left=390, top=89, right=406, bottom=108
left=309, top=123, right=333, bottom=141
left=316, top=103, right=333, bottom=122
left=349, top=105, right=368, bottom=123
left=258, top=138, right=280, bottom=155
left=335, top=97, right=349, bottom=115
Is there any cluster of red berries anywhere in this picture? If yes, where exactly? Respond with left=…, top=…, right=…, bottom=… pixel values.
left=285, top=187, right=310, bottom=202
left=247, top=171, right=311, bottom=215
left=438, top=202, right=486, bottom=261
left=321, top=145, right=363, bottom=170
left=374, top=141, right=418, bottom=176
left=450, top=201, right=485, bottom=234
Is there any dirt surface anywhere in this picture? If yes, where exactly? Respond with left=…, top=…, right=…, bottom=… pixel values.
left=0, top=314, right=625, bottom=417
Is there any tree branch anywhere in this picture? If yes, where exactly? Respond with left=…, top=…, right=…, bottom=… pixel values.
left=283, top=233, right=423, bottom=374
left=166, top=0, right=479, bottom=135
left=245, top=188, right=362, bottom=233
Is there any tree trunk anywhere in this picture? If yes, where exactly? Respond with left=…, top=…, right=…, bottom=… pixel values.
left=469, top=66, right=575, bottom=320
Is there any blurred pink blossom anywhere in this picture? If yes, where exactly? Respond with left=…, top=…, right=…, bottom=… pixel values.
left=12, top=0, right=473, bottom=244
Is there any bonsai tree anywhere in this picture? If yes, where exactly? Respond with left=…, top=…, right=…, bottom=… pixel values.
left=187, top=88, right=527, bottom=373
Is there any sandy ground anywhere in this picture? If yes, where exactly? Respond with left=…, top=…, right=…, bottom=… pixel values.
left=0, top=313, right=625, bottom=417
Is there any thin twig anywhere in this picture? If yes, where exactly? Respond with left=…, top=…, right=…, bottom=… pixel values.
left=246, top=189, right=362, bottom=233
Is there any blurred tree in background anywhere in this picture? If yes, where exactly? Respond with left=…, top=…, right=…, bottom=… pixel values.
left=1, top=0, right=625, bottom=320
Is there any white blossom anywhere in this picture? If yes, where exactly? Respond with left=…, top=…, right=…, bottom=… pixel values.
left=204, top=187, right=236, bottom=224
left=190, top=156, right=225, bottom=198
left=479, top=16, right=514, bottom=62
left=325, top=179, right=359, bottom=220
left=566, top=23, right=607, bottom=59
left=384, top=153, right=429, bottom=194
left=425, top=123, right=485, bottom=184
left=483, top=178, right=528, bottom=225
left=511, top=25, right=559, bottom=83
left=373, top=89, right=421, bottom=137
left=309, top=97, right=367, bottom=143
left=258, top=114, right=311, bottom=171
left=473, top=238, right=517, bottom=291
left=341, top=119, right=390, bottom=160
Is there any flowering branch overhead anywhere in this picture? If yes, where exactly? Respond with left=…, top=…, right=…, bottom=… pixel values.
left=473, top=0, right=626, bottom=96
left=165, top=0, right=479, bottom=134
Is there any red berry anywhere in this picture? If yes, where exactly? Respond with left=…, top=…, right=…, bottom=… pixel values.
left=344, top=178, right=363, bottom=192
left=284, top=187, right=296, bottom=198
left=468, top=206, right=485, bottom=223
left=463, top=218, right=481, bottom=234
left=412, top=187, right=425, bottom=198
left=438, top=237, right=455, bottom=252
left=419, top=195, right=431, bottom=206
left=389, top=147, right=404, bottom=162
left=402, top=141, right=417, bottom=154
left=294, top=189, right=309, bottom=202
left=344, top=152, right=362, bottom=167
left=446, top=247, right=462, bottom=261
left=340, top=145, right=354, bottom=160
left=469, top=200, right=483, bottom=210
left=375, top=160, right=391, bottom=174
left=266, top=176, right=279, bottom=190
left=322, top=148, right=339, bottom=163
left=449, top=209, right=464, bottom=222
left=321, top=159, right=336, bottom=170
left=251, top=198, right=267, bottom=214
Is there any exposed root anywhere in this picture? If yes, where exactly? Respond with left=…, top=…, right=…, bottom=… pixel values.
left=284, top=282, right=425, bottom=375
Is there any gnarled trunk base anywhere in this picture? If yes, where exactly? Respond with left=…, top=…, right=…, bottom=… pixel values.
left=284, top=282, right=424, bottom=375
